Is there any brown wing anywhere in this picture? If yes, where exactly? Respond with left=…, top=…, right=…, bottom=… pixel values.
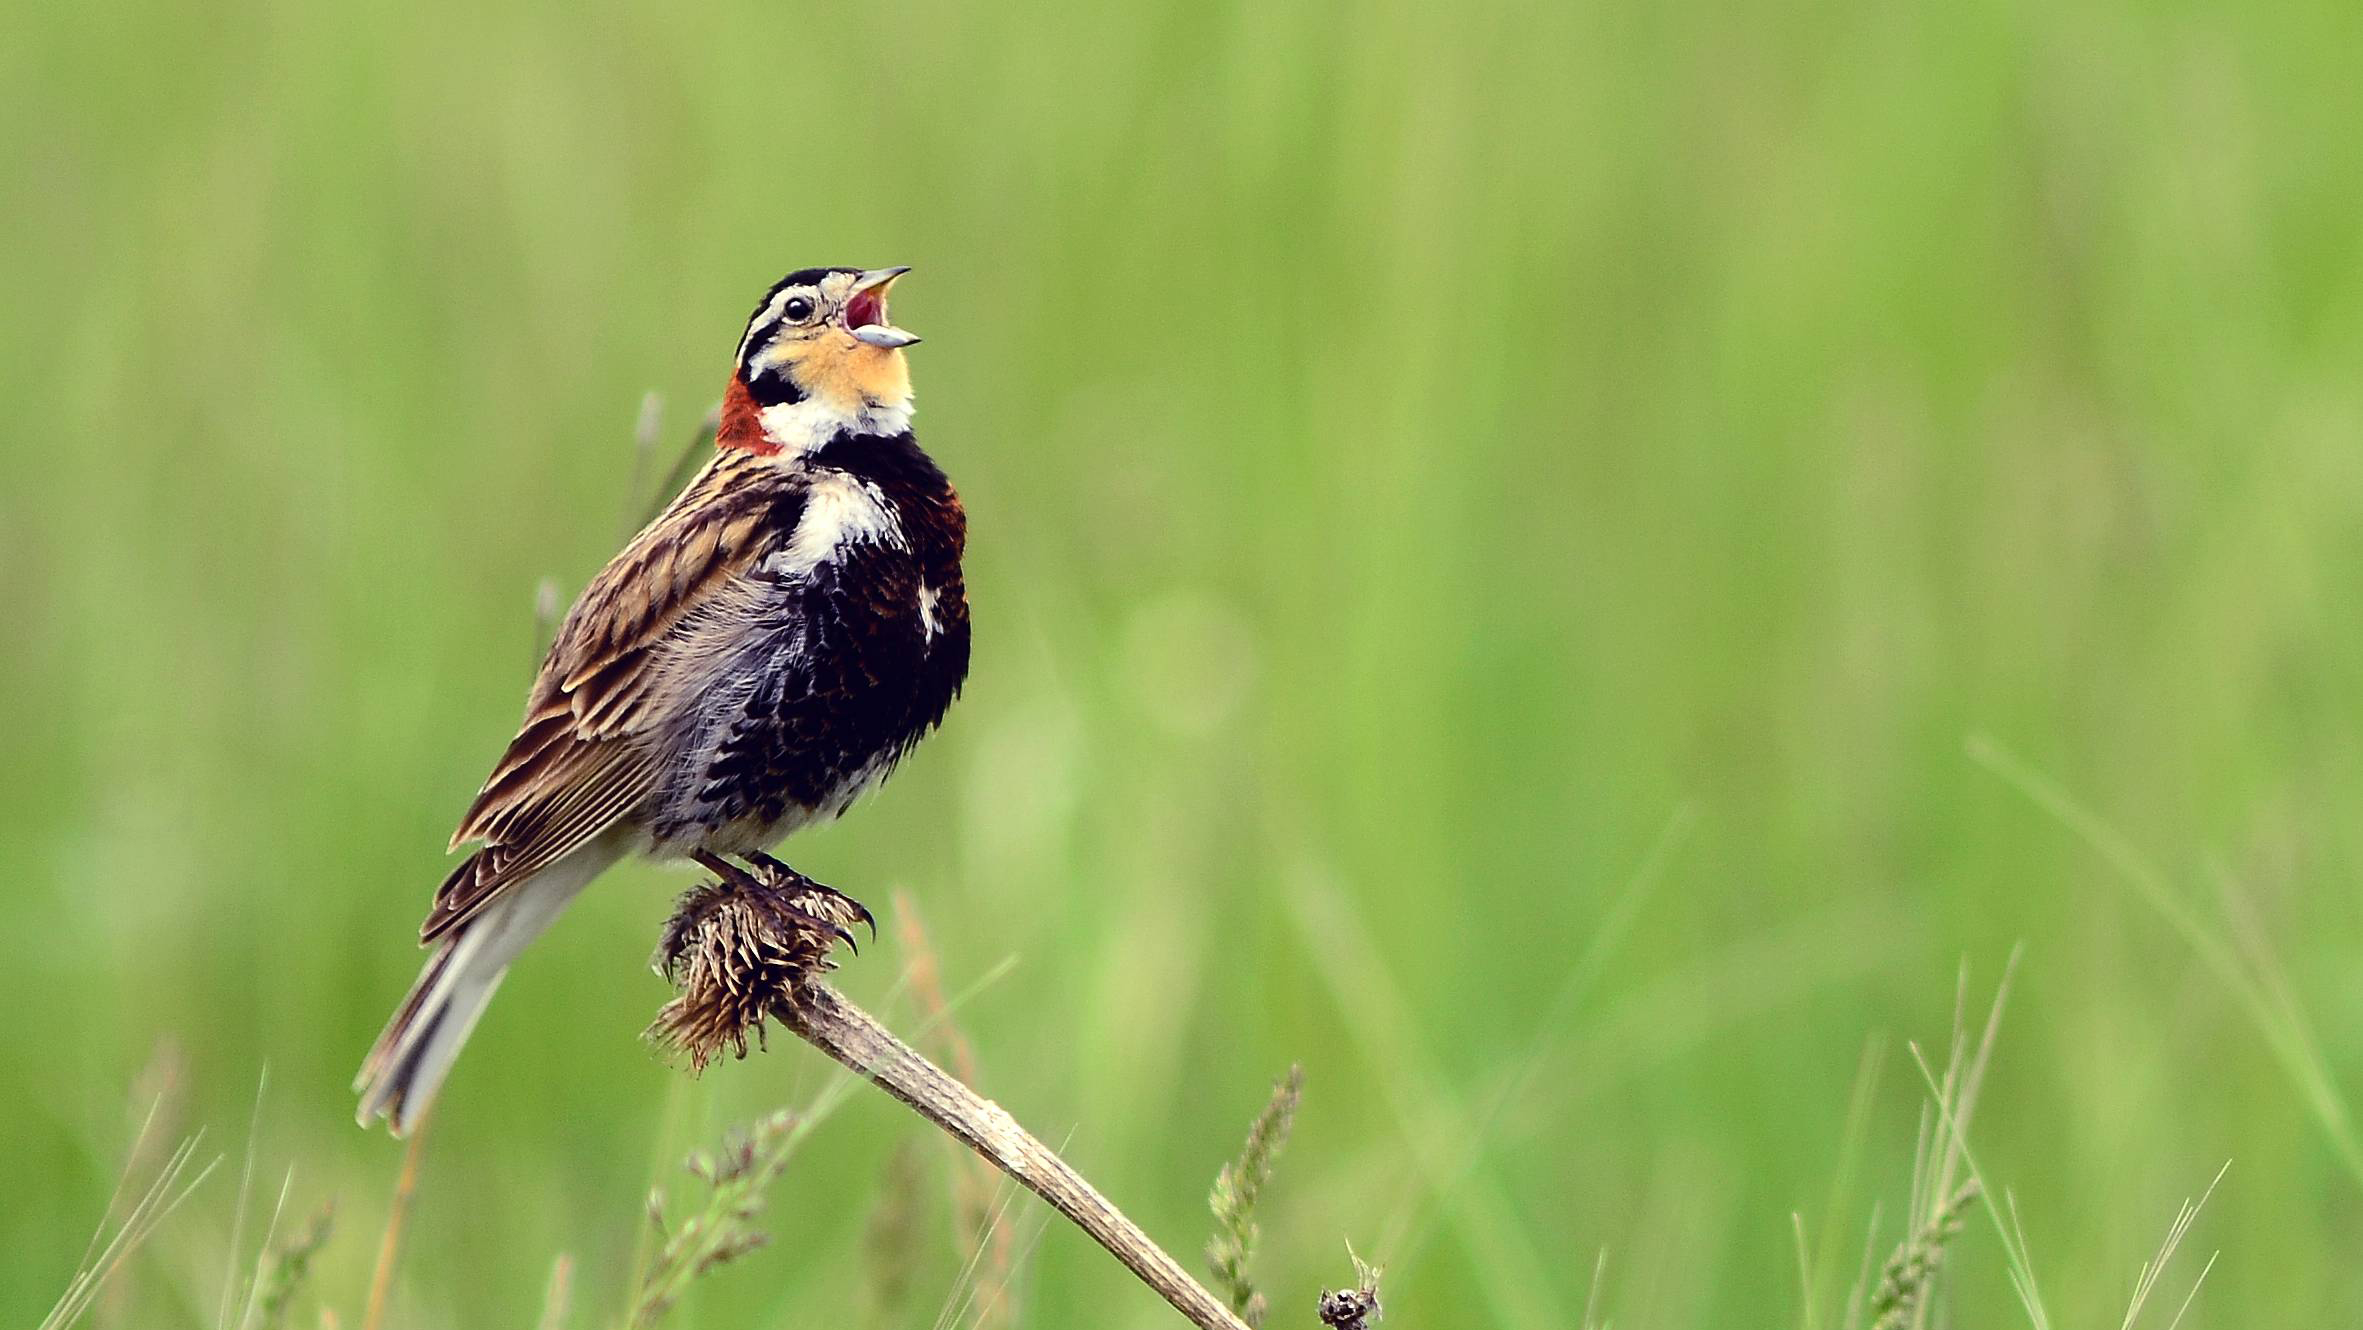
left=420, top=450, right=797, bottom=943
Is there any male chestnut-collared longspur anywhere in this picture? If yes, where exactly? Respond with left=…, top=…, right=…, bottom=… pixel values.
left=356, top=267, right=969, bottom=1134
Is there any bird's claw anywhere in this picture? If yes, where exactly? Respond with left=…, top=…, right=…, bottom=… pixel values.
left=742, top=852, right=874, bottom=950
left=779, top=901, right=858, bottom=954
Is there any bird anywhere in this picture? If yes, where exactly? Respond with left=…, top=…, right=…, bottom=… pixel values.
left=355, top=266, right=969, bottom=1134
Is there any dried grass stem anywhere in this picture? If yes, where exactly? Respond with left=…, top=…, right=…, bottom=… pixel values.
left=778, top=982, right=1254, bottom=1330
left=651, top=871, right=1261, bottom=1330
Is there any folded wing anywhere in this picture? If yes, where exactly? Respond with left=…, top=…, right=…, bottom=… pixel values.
left=420, top=454, right=800, bottom=943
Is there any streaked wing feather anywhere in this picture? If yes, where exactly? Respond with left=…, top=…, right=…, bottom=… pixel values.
left=422, top=452, right=798, bottom=943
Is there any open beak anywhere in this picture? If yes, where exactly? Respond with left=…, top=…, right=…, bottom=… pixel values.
left=845, top=267, right=920, bottom=347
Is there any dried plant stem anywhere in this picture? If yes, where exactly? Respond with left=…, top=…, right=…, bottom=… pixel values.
left=776, top=982, right=1253, bottom=1330
left=891, top=892, right=1015, bottom=1327
left=361, top=1115, right=429, bottom=1330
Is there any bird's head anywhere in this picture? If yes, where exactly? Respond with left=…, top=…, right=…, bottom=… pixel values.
left=727, top=266, right=920, bottom=450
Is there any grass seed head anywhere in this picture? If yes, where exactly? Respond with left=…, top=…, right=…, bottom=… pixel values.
left=1870, top=1180, right=1981, bottom=1330
left=1207, top=1065, right=1305, bottom=1328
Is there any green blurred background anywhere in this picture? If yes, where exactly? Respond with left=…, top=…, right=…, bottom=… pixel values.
left=6, top=0, right=2363, bottom=1324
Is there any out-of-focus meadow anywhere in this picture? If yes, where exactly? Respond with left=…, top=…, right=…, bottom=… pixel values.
left=6, top=0, right=2363, bottom=1324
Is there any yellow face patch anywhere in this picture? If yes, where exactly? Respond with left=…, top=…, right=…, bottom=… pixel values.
left=744, top=269, right=913, bottom=417
left=768, top=333, right=911, bottom=413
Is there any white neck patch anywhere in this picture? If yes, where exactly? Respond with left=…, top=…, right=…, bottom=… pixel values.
left=757, top=396, right=914, bottom=457
left=764, top=470, right=908, bottom=579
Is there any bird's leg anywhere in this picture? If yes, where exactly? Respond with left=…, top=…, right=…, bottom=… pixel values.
left=743, top=850, right=878, bottom=942
left=690, top=849, right=858, bottom=951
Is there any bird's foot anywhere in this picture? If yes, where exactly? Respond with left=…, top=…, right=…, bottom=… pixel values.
left=690, top=850, right=860, bottom=953
left=743, top=850, right=877, bottom=946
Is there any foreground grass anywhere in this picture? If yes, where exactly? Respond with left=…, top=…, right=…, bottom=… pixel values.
left=48, top=946, right=2234, bottom=1330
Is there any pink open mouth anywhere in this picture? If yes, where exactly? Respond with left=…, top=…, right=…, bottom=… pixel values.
left=845, top=288, right=887, bottom=331
left=844, top=270, right=918, bottom=347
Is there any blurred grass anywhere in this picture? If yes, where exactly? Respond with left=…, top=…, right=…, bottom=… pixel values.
left=5, top=0, right=2363, bottom=1324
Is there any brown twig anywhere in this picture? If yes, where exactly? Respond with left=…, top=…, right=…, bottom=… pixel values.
left=778, top=983, right=1254, bottom=1330
left=892, top=891, right=1015, bottom=1325
left=361, top=1114, right=428, bottom=1330
left=537, top=1253, right=574, bottom=1330
left=648, top=872, right=1317, bottom=1330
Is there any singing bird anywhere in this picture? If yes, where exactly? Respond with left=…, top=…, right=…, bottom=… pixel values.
left=356, top=267, right=969, bottom=1134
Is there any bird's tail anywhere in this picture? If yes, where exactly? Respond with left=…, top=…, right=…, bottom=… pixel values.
left=354, top=843, right=617, bottom=1134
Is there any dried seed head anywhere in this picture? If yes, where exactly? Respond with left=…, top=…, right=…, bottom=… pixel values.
left=1318, top=1252, right=1383, bottom=1330
left=1317, top=1286, right=1380, bottom=1330
left=647, top=875, right=861, bottom=1070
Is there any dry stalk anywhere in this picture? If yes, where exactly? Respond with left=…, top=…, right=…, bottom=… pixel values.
left=782, top=984, right=1253, bottom=1330
left=650, top=872, right=1255, bottom=1330
left=894, top=891, right=1015, bottom=1326
left=536, top=1253, right=574, bottom=1330
left=360, top=1114, right=428, bottom=1330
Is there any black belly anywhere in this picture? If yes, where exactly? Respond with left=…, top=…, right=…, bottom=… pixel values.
left=667, top=545, right=968, bottom=842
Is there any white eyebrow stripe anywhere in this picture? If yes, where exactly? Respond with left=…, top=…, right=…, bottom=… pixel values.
left=738, top=288, right=802, bottom=364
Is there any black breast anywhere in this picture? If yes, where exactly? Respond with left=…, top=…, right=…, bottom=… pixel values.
left=676, top=431, right=969, bottom=839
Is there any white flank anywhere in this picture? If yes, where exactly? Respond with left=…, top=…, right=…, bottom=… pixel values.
left=765, top=470, right=907, bottom=579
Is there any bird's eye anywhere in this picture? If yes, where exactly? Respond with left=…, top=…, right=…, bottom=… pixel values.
left=783, top=297, right=815, bottom=323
